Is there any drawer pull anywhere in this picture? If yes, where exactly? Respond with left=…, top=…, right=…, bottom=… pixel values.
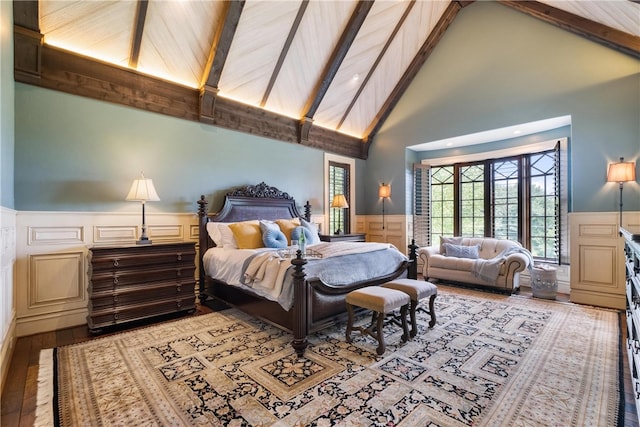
left=113, top=276, right=119, bottom=285
left=114, top=313, right=119, bottom=320
left=113, top=259, right=119, bottom=267
left=177, top=253, right=182, bottom=261
left=177, top=285, right=181, bottom=292
left=177, top=300, right=182, bottom=308
left=113, top=295, right=118, bottom=303
left=177, top=269, right=182, bottom=277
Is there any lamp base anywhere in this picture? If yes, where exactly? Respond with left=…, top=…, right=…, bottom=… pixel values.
left=136, top=238, right=152, bottom=245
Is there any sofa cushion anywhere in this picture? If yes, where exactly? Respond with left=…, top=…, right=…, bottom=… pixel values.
left=440, top=236, right=464, bottom=254
left=443, top=243, right=480, bottom=259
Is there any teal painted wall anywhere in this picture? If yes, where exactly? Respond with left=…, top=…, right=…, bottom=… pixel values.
left=14, top=84, right=324, bottom=214
left=1, top=0, right=14, bottom=209
left=365, top=2, right=639, bottom=215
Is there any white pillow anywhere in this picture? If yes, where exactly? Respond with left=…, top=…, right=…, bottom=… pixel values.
left=300, top=218, right=321, bottom=245
left=206, top=222, right=238, bottom=249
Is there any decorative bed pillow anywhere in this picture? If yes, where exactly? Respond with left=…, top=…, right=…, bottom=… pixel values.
left=443, top=243, right=480, bottom=259
left=300, top=218, right=321, bottom=244
left=259, top=220, right=280, bottom=234
left=207, top=222, right=237, bottom=248
left=275, top=218, right=301, bottom=244
left=291, top=226, right=315, bottom=244
left=440, top=236, right=464, bottom=254
left=228, top=220, right=262, bottom=249
left=263, top=228, right=288, bottom=248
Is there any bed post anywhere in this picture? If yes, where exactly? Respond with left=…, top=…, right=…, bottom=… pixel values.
left=408, top=239, right=418, bottom=280
left=197, top=195, right=209, bottom=303
left=291, top=252, right=308, bottom=357
left=304, top=201, right=311, bottom=222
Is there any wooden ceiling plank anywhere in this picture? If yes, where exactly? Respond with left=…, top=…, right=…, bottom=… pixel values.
left=129, top=0, right=148, bottom=68
left=362, top=1, right=462, bottom=150
left=337, top=1, right=415, bottom=131
left=301, top=0, right=373, bottom=122
left=499, top=0, right=640, bottom=58
left=260, top=0, right=309, bottom=108
left=199, top=0, right=245, bottom=123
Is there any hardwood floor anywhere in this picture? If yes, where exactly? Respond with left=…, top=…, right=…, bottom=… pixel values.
left=1, top=293, right=637, bottom=426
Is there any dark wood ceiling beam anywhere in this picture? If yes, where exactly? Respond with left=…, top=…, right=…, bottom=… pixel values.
left=298, top=0, right=373, bottom=142
left=337, top=1, right=415, bottom=131
left=14, top=42, right=366, bottom=158
left=499, top=0, right=640, bottom=58
left=199, top=0, right=245, bottom=124
left=362, top=1, right=462, bottom=152
left=261, top=0, right=309, bottom=107
left=129, top=0, right=149, bottom=68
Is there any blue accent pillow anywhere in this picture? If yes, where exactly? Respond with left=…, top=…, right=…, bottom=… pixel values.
left=291, top=226, right=315, bottom=243
left=443, top=243, right=480, bottom=259
left=300, top=218, right=321, bottom=244
left=263, top=228, right=288, bottom=248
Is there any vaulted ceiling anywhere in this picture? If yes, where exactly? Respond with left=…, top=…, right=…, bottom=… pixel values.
left=13, top=1, right=640, bottom=159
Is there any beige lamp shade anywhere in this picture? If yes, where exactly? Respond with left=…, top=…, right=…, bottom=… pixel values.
left=378, top=183, right=391, bottom=198
left=126, top=173, right=160, bottom=202
left=331, top=194, right=349, bottom=209
left=607, top=158, right=636, bottom=183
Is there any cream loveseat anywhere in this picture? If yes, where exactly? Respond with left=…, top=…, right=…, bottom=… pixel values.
left=418, top=237, right=533, bottom=293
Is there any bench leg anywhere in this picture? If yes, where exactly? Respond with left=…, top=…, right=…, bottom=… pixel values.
left=408, top=299, right=418, bottom=338
left=400, top=304, right=409, bottom=342
left=375, top=312, right=386, bottom=355
left=428, top=294, right=437, bottom=328
left=346, top=303, right=355, bottom=343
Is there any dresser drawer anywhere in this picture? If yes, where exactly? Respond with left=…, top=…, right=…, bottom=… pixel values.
left=90, top=266, right=196, bottom=291
left=88, top=296, right=196, bottom=330
left=91, top=251, right=196, bottom=272
left=89, top=281, right=196, bottom=309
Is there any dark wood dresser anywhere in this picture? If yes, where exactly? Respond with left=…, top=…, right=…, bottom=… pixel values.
left=88, top=241, right=197, bottom=333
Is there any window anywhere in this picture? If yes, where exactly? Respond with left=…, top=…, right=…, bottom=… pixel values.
left=328, top=160, right=351, bottom=234
left=416, top=142, right=563, bottom=264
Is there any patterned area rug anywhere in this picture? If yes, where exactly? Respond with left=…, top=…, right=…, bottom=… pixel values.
left=35, top=286, right=623, bottom=426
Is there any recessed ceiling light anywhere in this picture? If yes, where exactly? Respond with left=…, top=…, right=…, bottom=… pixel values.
left=352, top=74, right=360, bottom=81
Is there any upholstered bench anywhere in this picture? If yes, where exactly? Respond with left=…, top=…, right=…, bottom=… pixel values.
left=381, top=278, right=437, bottom=337
left=345, top=286, right=410, bottom=355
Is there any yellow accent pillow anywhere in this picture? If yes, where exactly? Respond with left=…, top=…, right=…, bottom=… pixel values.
left=275, top=218, right=301, bottom=244
left=228, top=221, right=262, bottom=249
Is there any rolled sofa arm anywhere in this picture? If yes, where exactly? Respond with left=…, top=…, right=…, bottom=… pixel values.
left=418, top=246, right=440, bottom=278
left=504, top=253, right=530, bottom=273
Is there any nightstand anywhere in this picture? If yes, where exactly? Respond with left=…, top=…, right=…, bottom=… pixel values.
left=88, top=241, right=197, bottom=333
left=319, top=233, right=366, bottom=242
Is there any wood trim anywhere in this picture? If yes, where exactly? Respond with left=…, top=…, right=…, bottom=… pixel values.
left=363, top=1, right=462, bottom=148
left=499, top=0, right=640, bottom=59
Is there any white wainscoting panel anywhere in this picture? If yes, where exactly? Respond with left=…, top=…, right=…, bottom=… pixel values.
left=0, top=207, right=17, bottom=392
left=568, top=211, right=639, bottom=310
left=28, top=252, right=85, bottom=307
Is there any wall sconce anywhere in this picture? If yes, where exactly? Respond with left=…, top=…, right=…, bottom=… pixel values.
left=330, top=194, right=349, bottom=235
left=607, top=157, right=636, bottom=235
left=379, top=183, right=391, bottom=230
left=126, top=172, right=160, bottom=244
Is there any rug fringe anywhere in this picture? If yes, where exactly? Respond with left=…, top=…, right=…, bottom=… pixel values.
left=34, top=348, right=54, bottom=427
